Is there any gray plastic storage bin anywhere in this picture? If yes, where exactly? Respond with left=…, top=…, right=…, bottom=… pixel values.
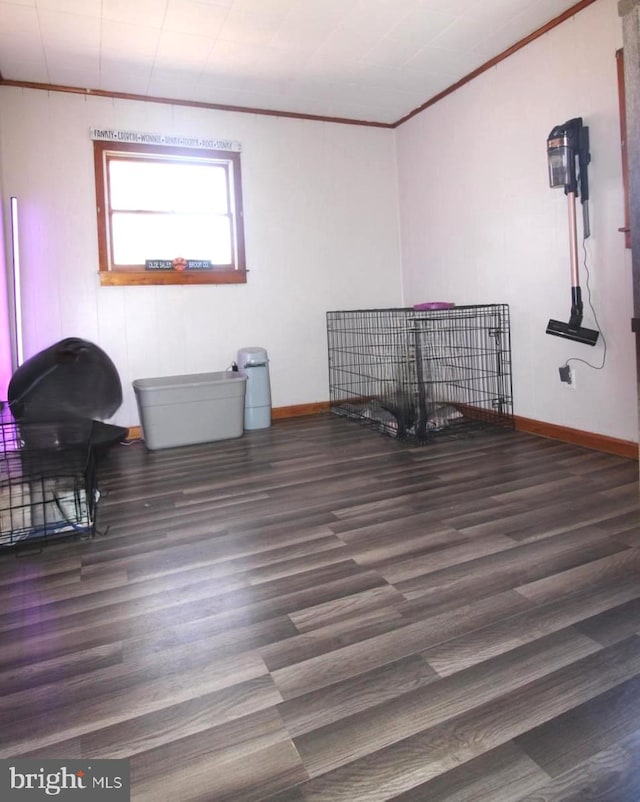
left=132, top=371, right=247, bottom=450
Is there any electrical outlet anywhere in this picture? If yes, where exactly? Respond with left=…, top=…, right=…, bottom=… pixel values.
left=559, top=365, right=576, bottom=389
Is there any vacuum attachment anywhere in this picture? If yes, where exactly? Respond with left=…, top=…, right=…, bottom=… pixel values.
left=546, top=286, right=599, bottom=346
left=546, top=319, right=599, bottom=346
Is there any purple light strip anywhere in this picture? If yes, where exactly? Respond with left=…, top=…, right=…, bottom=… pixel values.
left=0, top=199, right=13, bottom=398
left=10, top=196, right=23, bottom=367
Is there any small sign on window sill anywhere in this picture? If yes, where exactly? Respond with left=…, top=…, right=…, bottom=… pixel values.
left=145, top=259, right=213, bottom=271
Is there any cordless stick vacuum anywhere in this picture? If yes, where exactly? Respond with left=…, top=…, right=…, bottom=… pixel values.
left=546, top=117, right=599, bottom=346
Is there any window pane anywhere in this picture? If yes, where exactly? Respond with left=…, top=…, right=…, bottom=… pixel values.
left=112, top=212, right=232, bottom=265
left=109, top=160, right=229, bottom=214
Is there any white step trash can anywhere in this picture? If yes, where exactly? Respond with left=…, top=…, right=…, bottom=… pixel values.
left=237, top=347, right=271, bottom=430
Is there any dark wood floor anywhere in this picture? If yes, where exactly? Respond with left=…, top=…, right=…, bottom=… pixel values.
left=1, top=414, right=640, bottom=801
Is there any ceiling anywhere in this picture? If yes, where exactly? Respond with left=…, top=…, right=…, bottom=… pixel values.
left=0, top=0, right=590, bottom=126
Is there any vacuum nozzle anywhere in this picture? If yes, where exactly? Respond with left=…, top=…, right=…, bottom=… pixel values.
left=546, top=318, right=599, bottom=346
left=546, top=287, right=599, bottom=345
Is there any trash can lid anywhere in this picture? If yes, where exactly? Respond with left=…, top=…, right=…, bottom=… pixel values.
left=237, top=346, right=269, bottom=365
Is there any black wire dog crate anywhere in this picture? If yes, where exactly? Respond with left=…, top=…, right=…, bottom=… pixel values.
left=326, top=305, right=513, bottom=442
left=0, top=406, right=98, bottom=549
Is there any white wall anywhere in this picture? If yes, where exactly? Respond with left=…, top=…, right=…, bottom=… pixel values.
left=396, top=0, right=636, bottom=442
left=0, top=89, right=403, bottom=427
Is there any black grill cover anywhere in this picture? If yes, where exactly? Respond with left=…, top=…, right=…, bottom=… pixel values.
left=7, top=338, right=129, bottom=453
left=8, top=338, right=123, bottom=422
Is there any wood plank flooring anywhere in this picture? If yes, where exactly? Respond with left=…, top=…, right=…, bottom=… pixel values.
left=1, top=413, right=640, bottom=800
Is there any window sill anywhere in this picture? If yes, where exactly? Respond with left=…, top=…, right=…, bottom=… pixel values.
left=99, top=270, right=248, bottom=286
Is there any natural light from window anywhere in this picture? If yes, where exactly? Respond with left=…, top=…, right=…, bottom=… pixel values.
left=108, top=159, right=233, bottom=266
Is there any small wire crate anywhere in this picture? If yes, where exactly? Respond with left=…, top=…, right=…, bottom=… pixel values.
left=326, top=305, right=513, bottom=442
left=0, top=405, right=98, bottom=549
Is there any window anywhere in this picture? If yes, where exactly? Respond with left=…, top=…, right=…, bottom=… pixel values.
left=93, top=141, right=247, bottom=285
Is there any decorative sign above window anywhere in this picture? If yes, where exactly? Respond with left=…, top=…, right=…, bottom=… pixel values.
left=90, top=128, right=241, bottom=152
